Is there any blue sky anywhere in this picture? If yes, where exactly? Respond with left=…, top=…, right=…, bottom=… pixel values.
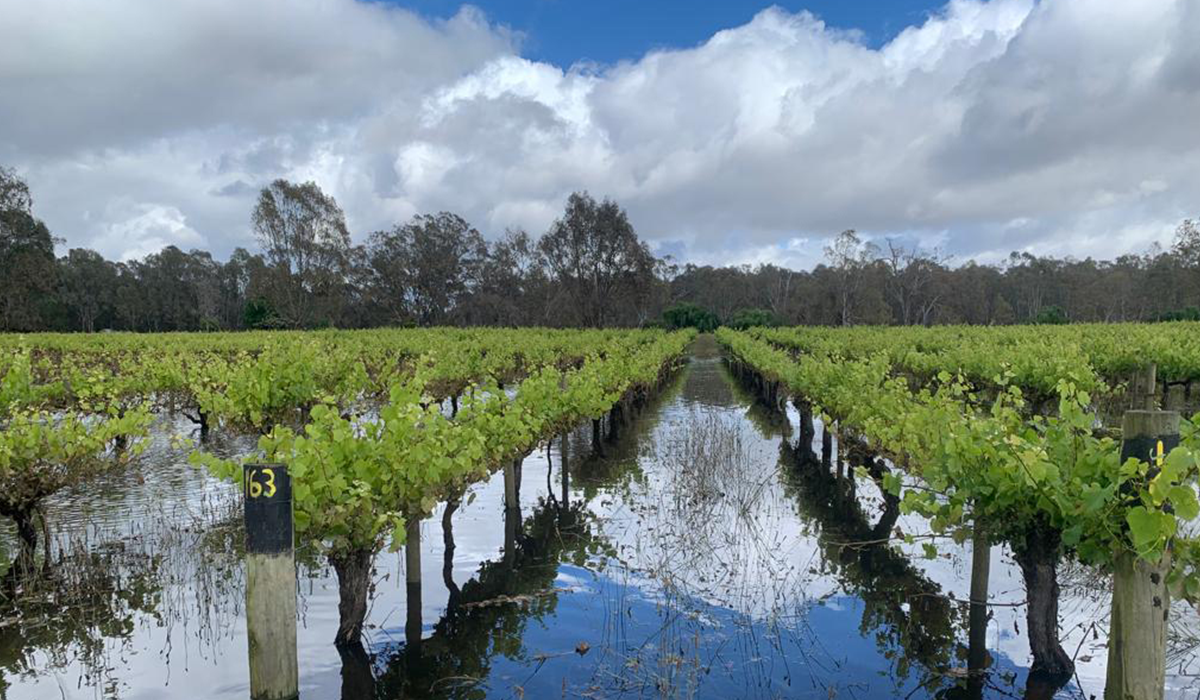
left=399, top=0, right=946, bottom=66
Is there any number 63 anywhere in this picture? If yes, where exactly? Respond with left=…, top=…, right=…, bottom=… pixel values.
left=247, top=468, right=277, bottom=498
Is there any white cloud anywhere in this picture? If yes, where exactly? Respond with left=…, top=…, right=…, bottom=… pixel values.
left=1, top=0, right=1197, bottom=269
left=94, top=202, right=205, bottom=262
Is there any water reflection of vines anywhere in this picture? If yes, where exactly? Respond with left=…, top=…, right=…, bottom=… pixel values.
left=0, top=491, right=245, bottom=697
left=780, top=435, right=965, bottom=687
left=367, top=497, right=605, bottom=699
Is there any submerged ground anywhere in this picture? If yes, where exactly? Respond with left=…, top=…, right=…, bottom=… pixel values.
left=2, top=338, right=1198, bottom=699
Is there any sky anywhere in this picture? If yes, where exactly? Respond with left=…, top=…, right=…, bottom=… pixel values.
left=397, top=0, right=944, bottom=64
left=1, top=0, right=1197, bottom=270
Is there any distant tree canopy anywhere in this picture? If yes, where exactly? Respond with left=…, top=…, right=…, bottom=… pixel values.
left=2, top=164, right=1199, bottom=332
left=1033, top=305, right=1069, bottom=325
left=662, top=303, right=720, bottom=332
left=726, top=308, right=781, bottom=330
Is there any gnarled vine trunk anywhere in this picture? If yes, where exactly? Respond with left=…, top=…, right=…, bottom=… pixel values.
left=330, top=548, right=374, bottom=647
left=1014, top=524, right=1073, bottom=679
left=4, top=506, right=40, bottom=578
left=442, top=497, right=460, bottom=591
left=337, top=640, right=376, bottom=698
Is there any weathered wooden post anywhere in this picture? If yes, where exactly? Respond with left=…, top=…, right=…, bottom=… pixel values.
left=243, top=464, right=298, bottom=700
left=1135, top=363, right=1158, bottom=410
left=592, top=418, right=603, bottom=455
left=968, top=524, right=991, bottom=679
left=513, top=456, right=523, bottom=503
left=405, top=516, right=422, bottom=650
left=797, top=399, right=815, bottom=452
left=820, top=421, right=833, bottom=469
left=504, top=458, right=518, bottom=510
left=560, top=433, right=570, bottom=508
left=503, top=495, right=520, bottom=569
left=1165, top=383, right=1185, bottom=411
left=1105, top=409, right=1178, bottom=700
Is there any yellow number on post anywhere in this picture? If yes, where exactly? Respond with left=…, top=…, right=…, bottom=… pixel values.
left=261, top=468, right=277, bottom=498
left=248, top=469, right=263, bottom=498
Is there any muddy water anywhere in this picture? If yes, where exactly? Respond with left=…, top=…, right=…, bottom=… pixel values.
left=2, top=344, right=1199, bottom=699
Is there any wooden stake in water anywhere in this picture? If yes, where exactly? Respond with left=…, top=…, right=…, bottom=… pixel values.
left=504, top=459, right=518, bottom=510
left=1106, top=409, right=1178, bottom=700
left=968, top=524, right=991, bottom=679
left=405, top=516, right=422, bottom=651
left=560, top=433, right=570, bottom=507
left=820, top=422, right=833, bottom=469
left=244, top=464, right=298, bottom=700
left=592, top=418, right=603, bottom=455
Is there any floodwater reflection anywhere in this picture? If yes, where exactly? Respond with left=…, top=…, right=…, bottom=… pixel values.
left=1, top=345, right=1198, bottom=698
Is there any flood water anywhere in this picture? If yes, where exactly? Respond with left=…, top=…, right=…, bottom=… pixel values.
left=3, top=340, right=1199, bottom=699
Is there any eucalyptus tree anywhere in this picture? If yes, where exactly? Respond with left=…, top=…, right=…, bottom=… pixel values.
left=252, top=179, right=352, bottom=328
left=364, top=212, right=487, bottom=326
left=824, top=229, right=879, bottom=327
left=0, top=167, right=56, bottom=332
left=538, top=191, right=658, bottom=328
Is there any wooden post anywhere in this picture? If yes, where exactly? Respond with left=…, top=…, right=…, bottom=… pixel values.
left=1137, top=363, right=1158, bottom=410
left=1106, top=409, right=1178, bottom=700
left=243, top=464, right=298, bottom=700
left=1165, top=383, right=1185, bottom=412
left=820, top=421, right=833, bottom=469
left=592, top=418, right=603, bottom=455
left=504, top=496, right=520, bottom=569
left=560, top=432, right=570, bottom=508
left=968, top=524, right=991, bottom=678
left=797, top=399, right=815, bottom=452
left=504, top=459, right=518, bottom=510
left=405, top=517, right=422, bottom=650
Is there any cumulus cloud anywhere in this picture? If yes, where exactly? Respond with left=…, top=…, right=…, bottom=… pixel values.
left=1, top=0, right=1197, bottom=267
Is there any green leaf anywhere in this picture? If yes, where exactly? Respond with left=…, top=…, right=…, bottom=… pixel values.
left=1080, top=483, right=1110, bottom=514
left=882, top=472, right=902, bottom=496
left=1126, top=506, right=1170, bottom=554
left=1127, top=507, right=1156, bottom=548
left=388, top=520, right=407, bottom=552
left=1167, top=485, right=1200, bottom=521
left=1062, top=523, right=1083, bottom=547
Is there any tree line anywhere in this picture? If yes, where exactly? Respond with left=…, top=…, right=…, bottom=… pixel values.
left=2, top=165, right=1199, bottom=332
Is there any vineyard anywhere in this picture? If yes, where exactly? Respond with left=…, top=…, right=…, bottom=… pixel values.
left=1, top=324, right=1198, bottom=699
left=719, top=322, right=1200, bottom=696
left=0, top=328, right=692, bottom=643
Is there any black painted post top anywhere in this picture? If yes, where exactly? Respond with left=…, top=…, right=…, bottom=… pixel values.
left=1120, top=410, right=1181, bottom=461
left=244, top=463, right=293, bottom=555
left=1120, top=410, right=1181, bottom=489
